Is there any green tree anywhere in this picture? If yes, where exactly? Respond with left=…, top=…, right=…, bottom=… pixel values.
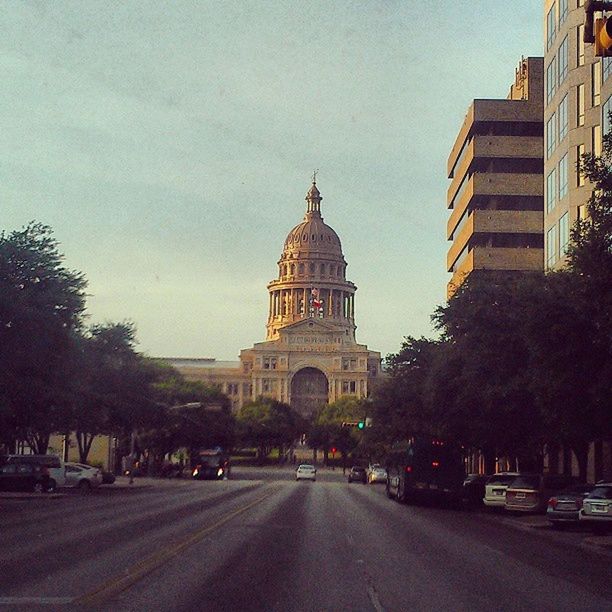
left=237, top=398, right=301, bottom=462
left=431, top=274, right=545, bottom=471
left=0, top=223, right=86, bottom=453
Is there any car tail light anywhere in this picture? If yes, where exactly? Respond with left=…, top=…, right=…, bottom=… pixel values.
left=548, top=497, right=558, bottom=509
left=432, top=461, right=440, bottom=468
left=405, top=466, right=412, bottom=473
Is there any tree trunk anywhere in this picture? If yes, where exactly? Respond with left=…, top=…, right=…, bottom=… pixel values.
left=76, top=431, right=95, bottom=463
left=571, top=441, right=590, bottom=481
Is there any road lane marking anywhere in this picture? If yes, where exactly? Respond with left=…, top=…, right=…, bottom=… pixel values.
left=74, top=486, right=277, bottom=606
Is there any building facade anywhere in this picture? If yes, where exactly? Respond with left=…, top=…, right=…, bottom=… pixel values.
left=446, top=56, right=545, bottom=296
left=167, top=180, right=382, bottom=418
left=543, top=0, right=612, bottom=269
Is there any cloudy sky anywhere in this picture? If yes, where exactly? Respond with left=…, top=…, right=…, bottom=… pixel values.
left=2, top=1, right=542, bottom=361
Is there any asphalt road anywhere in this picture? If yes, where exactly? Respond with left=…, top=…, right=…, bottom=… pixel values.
left=0, top=466, right=610, bottom=612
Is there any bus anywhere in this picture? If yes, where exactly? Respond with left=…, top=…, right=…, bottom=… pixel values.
left=191, top=448, right=230, bottom=480
left=385, top=435, right=465, bottom=505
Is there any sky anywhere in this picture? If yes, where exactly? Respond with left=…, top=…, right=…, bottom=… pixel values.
left=2, top=1, right=543, bottom=361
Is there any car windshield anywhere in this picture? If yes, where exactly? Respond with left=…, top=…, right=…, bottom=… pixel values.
left=509, top=475, right=541, bottom=489
left=588, top=486, right=612, bottom=500
left=298, top=465, right=314, bottom=470
left=486, top=474, right=518, bottom=486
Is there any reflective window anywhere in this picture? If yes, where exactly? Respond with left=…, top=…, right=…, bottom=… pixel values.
left=559, top=154, right=568, bottom=199
left=546, top=169, right=557, bottom=213
left=547, top=114, right=557, bottom=158
left=559, top=212, right=570, bottom=255
left=547, top=58, right=557, bottom=104
left=558, top=36, right=569, bottom=84
left=558, top=95, right=569, bottom=141
left=577, top=84, right=585, bottom=126
left=547, top=4, right=556, bottom=50
left=547, top=225, right=558, bottom=268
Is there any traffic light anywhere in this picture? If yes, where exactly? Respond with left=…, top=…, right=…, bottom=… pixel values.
left=357, top=421, right=365, bottom=430
left=330, top=447, right=337, bottom=454
left=595, top=17, right=612, bottom=56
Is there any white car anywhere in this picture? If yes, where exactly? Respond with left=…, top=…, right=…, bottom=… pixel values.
left=367, top=464, right=387, bottom=484
left=579, top=482, right=612, bottom=534
left=295, top=464, right=317, bottom=481
left=64, top=463, right=102, bottom=491
left=483, top=472, right=520, bottom=508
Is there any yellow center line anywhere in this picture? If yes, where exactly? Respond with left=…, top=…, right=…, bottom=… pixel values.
left=74, top=485, right=277, bottom=606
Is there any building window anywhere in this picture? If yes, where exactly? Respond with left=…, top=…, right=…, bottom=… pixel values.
left=559, top=212, right=570, bottom=256
left=547, top=4, right=556, bottom=50
left=558, top=35, right=569, bottom=84
left=604, top=95, right=612, bottom=134
left=342, top=380, right=357, bottom=394
left=546, top=169, right=557, bottom=213
left=559, top=0, right=568, bottom=24
left=262, top=379, right=273, bottom=393
left=547, top=58, right=557, bottom=104
left=577, top=84, right=585, bottom=126
left=578, top=24, right=585, bottom=66
left=593, top=61, right=602, bottom=106
left=559, top=154, right=568, bottom=199
left=298, top=263, right=304, bottom=275
left=263, top=356, right=277, bottom=370
left=604, top=57, right=612, bottom=82
left=577, top=144, right=585, bottom=186
left=546, top=225, right=558, bottom=268
left=593, top=124, right=602, bottom=156
left=546, top=114, right=557, bottom=158
left=558, top=94, right=569, bottom=141
left=342, top=358, right=357, bottom=371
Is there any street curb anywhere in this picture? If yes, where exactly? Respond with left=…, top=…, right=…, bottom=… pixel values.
left=0, top=492, right=65, bottom=499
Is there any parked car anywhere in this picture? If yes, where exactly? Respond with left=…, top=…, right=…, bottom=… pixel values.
left=367, top=464, right=387, bottom=484
left=547, top=483, right=594, bottom=527
left=579, top=482, right=612, bottom=534
left=462, top=474, right=488, bottom=508
left=482, top=472, right=520, bottom=509
left=0, top=461, right=54, bottom=493
left=64, top=463, right=102, bottom=491
left=347, top=466, right=367, bottom=484
left=505, top=474, right=578, bottom=513
left=0, top=454, right=66, bottom=489
left=295, top=464, right=316, bottom=481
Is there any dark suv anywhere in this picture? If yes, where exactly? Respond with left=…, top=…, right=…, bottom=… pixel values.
left=348, top=466, right=367, bottom=484
left=0, top=459, right=52, bottom=493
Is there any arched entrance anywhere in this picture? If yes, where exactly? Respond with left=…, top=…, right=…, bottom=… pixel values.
left=290, top=367, right=329, bottom=418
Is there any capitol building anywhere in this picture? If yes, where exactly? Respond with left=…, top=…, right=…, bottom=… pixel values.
left=166, top=179, right=382, bottom=418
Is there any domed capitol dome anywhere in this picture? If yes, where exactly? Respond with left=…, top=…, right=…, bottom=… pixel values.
left=266, top=178, right=356, bottom=341
left=166, top=176, right=382, bottom=420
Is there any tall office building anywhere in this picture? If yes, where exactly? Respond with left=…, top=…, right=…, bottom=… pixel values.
left=544, top=1, right=611, bottom=480
left=543, top=0, right=611, bottom=270
left=446, top=57, right=544, bottom=296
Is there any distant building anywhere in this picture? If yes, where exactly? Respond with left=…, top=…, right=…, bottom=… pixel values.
left=446, top=56, right=544, bottom=297
left=164, top=180, right=382, bottom=418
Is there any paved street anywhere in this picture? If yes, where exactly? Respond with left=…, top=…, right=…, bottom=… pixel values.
left=1, top=466, right=610, bottom=612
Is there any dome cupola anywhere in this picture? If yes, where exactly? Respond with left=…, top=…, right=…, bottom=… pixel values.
left=265, top=177, right=357, bottom=341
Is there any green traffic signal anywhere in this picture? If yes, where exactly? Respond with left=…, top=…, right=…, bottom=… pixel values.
left=358, top=421, right=365, bottom=429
